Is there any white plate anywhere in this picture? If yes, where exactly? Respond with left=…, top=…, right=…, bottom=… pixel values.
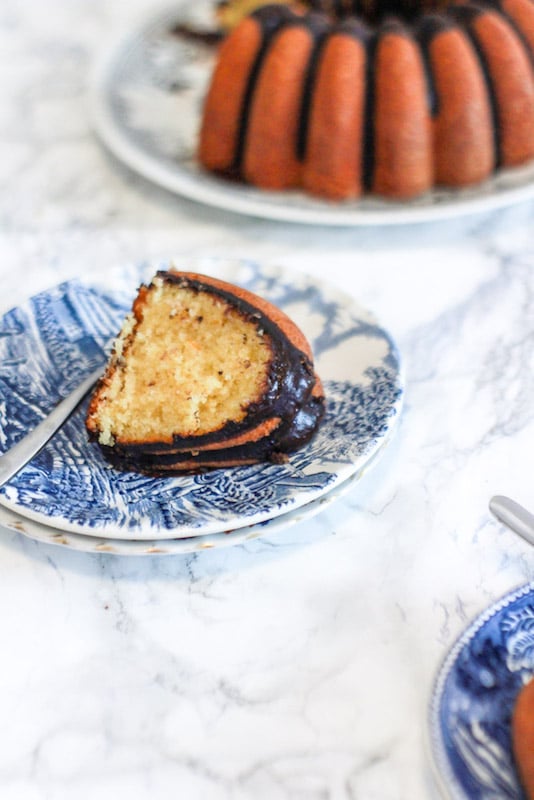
left=90, top=1, right=534, bottom=226
left=0, top=463, right=368, bottom=556
left=0, top=256, right=403, bottom=540
left=428, top=582, right=534, bottom=799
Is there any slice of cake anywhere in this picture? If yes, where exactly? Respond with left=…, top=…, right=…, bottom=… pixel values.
left=86, top=270, right=324, bottom=473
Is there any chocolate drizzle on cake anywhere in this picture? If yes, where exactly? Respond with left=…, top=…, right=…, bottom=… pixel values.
left=416, top=14, right=456, bottom=117
left=198, top=0, right=534, bottom=200
left=447, top=5, right=502, bottom=167
left=86, top=270, right=325, bottom=474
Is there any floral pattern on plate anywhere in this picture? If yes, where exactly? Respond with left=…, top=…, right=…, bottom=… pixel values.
left=0, top=257, right=403, bottom=539
left=0, top=463, right=372, bottom=556
left=429, top=582, right=534, bottom=799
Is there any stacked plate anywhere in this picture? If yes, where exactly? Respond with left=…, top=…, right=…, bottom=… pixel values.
left=0, top=257, right=403, bottom=555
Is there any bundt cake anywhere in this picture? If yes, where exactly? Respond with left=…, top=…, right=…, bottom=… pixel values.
left=198, top=0, right=534, bottom=200
left=86, top=269, right=324, bottom=473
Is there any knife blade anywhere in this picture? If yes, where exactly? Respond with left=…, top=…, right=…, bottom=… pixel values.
left=0, top=366, right=103, bottom=488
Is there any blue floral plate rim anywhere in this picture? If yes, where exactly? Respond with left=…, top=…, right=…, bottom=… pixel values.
left=0, top=256, right=403, bottom=540
left=428, top=581, right=534, bottom=800
left=0, top=450, right=380, bottom=556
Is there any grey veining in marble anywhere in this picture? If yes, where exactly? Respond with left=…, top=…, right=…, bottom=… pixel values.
left=3, top=1, right=534, bottom=799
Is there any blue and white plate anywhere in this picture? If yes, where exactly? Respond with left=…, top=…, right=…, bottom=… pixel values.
left=91, top=1, right=534, bottom=226
left=429, top=582, right=534, bottom=799
left=0, top=463, right=368, bottom=556
left=0, top=257, right=403, bottom=540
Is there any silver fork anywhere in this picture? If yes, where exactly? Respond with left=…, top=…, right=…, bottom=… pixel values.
left=0, top=366, right=103, bottom=488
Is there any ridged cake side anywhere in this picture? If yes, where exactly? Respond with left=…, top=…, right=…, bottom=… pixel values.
left=198, top=1, right=534, bottom=200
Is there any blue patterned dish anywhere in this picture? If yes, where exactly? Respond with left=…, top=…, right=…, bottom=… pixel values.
left=0, top=457, right=371, bottom=556
left=0, top=257, right=403, bottom=540
left=429, top=583, right=534, bottom=799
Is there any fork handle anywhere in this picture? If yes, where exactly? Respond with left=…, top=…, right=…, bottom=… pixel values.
left=490, top=495, right=534, bottom=546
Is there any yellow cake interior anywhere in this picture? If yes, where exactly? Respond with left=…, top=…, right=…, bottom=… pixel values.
left=91, top=278, right=273, bottom=445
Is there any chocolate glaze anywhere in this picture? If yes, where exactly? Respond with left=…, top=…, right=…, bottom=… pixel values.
left=225, top=4, right=441, bottom=192
left=235, top=6, right=330, bottom=171
left=207, top=1, right=502, bottom=197
left=362, top=18, right=422, bottom=191
left=362, top=30, right=377, bottom=192
left=233, top=5, right=298, bottom=171
left=296, top=20, right=330, bottom=161
left=307, top=0, right=453, bottom=23
left=100, top=390, right=325, bottom=472
left=169, top=23, right=223, bottom=46
left=300, top=18, right=371, bottom=164
left=307, top=0, right=370, bottom=20
left=336, top=15, right=372, bottom=38
left=416, top=13, right=456, bottom=117
left=92, top=271, right=325, bottom=473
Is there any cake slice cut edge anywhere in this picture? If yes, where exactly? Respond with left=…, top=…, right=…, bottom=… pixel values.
left=86, top=269, right=325, bottom=474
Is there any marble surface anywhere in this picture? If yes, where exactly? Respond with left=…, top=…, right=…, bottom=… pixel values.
left=3, top=1, right=534, bottom=798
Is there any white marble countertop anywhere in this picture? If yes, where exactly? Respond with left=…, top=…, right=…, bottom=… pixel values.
left=3, top=1, right=534, bottom=798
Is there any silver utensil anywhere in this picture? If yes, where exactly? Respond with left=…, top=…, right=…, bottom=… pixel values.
left=489, top=495, right=534, bottom=546
left=0, top=366, right=102, bottom=488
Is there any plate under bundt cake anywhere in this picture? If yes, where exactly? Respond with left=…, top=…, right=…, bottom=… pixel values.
left=86, top=270, right=325, bottom=473
left=198, top=0, right=534, bottom=201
